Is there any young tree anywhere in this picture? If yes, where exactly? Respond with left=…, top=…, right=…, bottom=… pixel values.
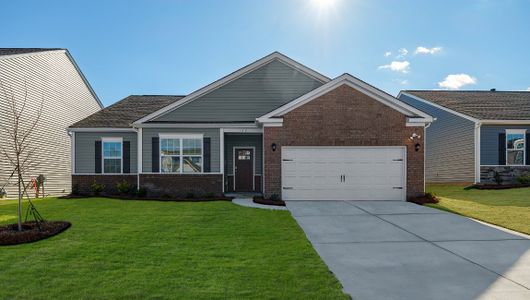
left=0, top=80, right=44, bottom=231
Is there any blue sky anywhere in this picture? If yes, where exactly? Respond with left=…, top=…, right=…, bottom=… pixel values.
left=2, top=0, right=530, bottom=106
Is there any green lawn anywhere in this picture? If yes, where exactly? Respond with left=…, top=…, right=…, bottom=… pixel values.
left=0, top=198, right=347, bottom=299
left=427, top=185, right=530, bottom=235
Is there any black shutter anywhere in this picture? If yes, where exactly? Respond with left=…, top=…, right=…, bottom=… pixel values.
left=152, top=137, right=159, bottom=172
left=203, top=137, right=211, bottom=173
left=95, top=141, right=102, bottom=173
left=123, top=141, right=131, bottom=173
left=526, top=133, right=530, bottom=165
left=498, top=133, right=506, bottom=165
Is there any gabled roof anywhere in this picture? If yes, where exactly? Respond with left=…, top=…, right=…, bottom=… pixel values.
left=400, top=90, right=530, bottom=121
left=0, top=48, right=103, bottom=108
left=0, top=48, right=64, bottom=56
left=257, top=74, right=433, bottom=124
left=133, top=52, right=331, bottom=124
left=70, top=95, right=184, bottom=128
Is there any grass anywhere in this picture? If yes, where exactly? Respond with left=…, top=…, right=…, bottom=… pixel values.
left=0, top=198, right=347, bottom=299
left=427, top=184, right=530, bottom=235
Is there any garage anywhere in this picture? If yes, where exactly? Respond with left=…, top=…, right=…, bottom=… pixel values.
left=281, top=147, right=406, bottom=201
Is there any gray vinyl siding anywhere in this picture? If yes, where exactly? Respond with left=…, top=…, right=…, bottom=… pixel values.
left=0, top=51, right=101, bottom=197
left=152, top=59, right=323, bottom=122
left=224, top=134, right=263, bottom=175
left=399, top=94, right=476, bottom=182
left=481, top=125, right=530, bottom=165
left=75, top=132, right=138, bottom=173
left=142, top=128, right=220, bottom=172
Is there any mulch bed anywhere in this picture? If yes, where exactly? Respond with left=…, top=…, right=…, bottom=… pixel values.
left=0, top=221, right=71, bottom=246
left=60, top=194, right=233, bottom=202
left=408, top=195, right=439, bottom=205
left=474, top=184, right=530, bottom=190
left=253, top=197, right=286, bottom=207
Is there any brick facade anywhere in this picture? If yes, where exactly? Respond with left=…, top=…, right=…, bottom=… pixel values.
left=140, top=174, right=223, bottom=198
left=72, top=174, right=137, bottom=195
left=263, top=84, right=425, bottom=199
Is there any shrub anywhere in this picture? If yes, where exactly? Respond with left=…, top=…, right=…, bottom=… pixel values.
left=269, top=194, right=280, bottom=201
left=517, top=174, right=530, bottom=185
left=0, top=187, right=6, bottom=199
left=186, top=192, right=195, bottom=199
left=136, top=187, right=148, bottom=197
left=90, top=180, right=105, bottom=196
left=116, top=180, right=133, bottom=195
left=204, top=192, right=215, bottom=199
left=71, top=184, right=80, bottom=196
left=493, top=171, right=503, bottom=185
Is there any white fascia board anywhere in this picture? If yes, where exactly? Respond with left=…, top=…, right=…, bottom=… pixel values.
left=134, top=122, right=259, bottom=128
left=479, top=120, right=530, bottom=125
left=133, top=52, right=331, bottom=124
left=222, top=128, right=263, bottom=133
left=398, top=92, right=479, bottom=124
left=258, top=74, right=433, bottom=123
left=67, top=127, right=136, bottom=132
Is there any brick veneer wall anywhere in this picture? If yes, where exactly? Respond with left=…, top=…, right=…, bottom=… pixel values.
left=263, top=84, right=425, bottom=199
left=140, top=174, right=223, bottom=198
left=72, top=174, right=137, bottom=195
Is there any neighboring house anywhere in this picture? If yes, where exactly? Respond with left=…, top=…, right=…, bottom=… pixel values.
left=0, top=48, right=103, bottom=197
left=398, top=90, right=530, bottom=184
left=69, top=52, right=432, bottom=201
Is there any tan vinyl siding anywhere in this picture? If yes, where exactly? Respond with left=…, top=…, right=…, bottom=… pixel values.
left=75, top=132, right=138, bottom=173
left=142, top=128, right=220, bottom=173
left=399, top=94, right=475, bottom=182
left=0, top=51, right=101, bottom=197
left=152, top=59, right=323, bottom=122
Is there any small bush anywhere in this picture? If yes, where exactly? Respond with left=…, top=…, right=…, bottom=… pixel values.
left=269, top=194, right=280, bottom=201
left=71, top=184, right=80, bottom=196
left=136, top=187, right=148, bottom=197
left=186, top=192, right=195, bottom=199
left=517, top=174, right=530, bottom=185
left=0, top=187, right=6, bottom=199
left=493, top=171, right=503, bottom=185
left=116, top=180, right=133, bottom=195
left=204, top=192, right=215, bottom=199
left=90, top=180, right=105, bottom=196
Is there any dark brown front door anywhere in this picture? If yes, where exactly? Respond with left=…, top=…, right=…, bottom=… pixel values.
left=234, top=148, right=253, bottom=192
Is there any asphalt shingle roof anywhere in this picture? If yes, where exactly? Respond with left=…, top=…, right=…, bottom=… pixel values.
left=0, top=48, right=64, bottom=56
left=70, top=95, right=184, bottom=128
left=404, top=90, right=530, bottom=120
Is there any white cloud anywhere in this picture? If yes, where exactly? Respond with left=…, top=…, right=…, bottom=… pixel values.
left=378, top=61, right=410, bottom=73
left=414, top=46, right=442, bottom=55
left=527, top=87, right=530, bottom=91
left=438, top=74, right=477, bottom=90
left=396, top=48, right=408, bottom=58
left=400, top=79, right=409, bottom=85
left=384, top=51, right=392, bottom=57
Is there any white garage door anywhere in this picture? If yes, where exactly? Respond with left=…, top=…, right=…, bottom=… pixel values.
left=282, top=147, right=406, bottom=201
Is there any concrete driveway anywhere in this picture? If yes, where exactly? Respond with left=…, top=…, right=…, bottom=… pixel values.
left=286, top=200, right=530, bottom=300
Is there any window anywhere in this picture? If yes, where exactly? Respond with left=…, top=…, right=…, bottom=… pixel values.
left=160, top=135, right=203, bottom=173
left=102, top=138, right=122, bottom=173
left=506, top=130, right=526, bottom=165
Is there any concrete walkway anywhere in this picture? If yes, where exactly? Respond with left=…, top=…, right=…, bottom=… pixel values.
left=286, top=200, right=530, bottom=300
left=232, top=198, right=287, bottom=210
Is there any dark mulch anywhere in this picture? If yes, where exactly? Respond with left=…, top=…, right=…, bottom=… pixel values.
left=0, top=221, right=71, bottom=246
left=60, top=194, right=233, bottom=202
left=253, top=197, right=286, bottom=207
left=474, top=184, right=530, bottom=190
left=408, top=195, right=439, bottom=205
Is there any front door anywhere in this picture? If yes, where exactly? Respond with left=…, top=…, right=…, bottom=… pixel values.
left=234, top=148, right=254, bottom=192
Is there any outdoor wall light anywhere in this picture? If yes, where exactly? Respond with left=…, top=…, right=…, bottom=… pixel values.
left=271, top=143, right=277, bottom=152
left=415, top=143, right=421, bottom=152
left=409, top=133, right=421, bottom=140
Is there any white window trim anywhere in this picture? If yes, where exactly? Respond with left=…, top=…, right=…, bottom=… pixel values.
left=505, top=129, right=526, bottom=166
left=102, top=137, right=123, bottom=174
left=159, top=134, right=204, bottom=174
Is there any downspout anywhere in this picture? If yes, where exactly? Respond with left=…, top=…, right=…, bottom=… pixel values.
left=474, top=122, right=482, bottom=184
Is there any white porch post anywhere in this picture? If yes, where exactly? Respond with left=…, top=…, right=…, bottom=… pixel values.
left=220, top=128, right=225, bottom=193
left=474, top=123, right=481, bottom=184
left=137, top=127, right=143, bottom=190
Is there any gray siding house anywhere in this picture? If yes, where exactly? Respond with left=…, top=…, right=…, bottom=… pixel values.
left=399, top=90, right=530, bottom=184
left=70, top=52, right=432, bottom=201
left=0, top=48, right=102, bottom=197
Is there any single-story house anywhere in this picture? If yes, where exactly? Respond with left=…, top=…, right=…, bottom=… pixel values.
left=0, top=48, right=102, bottom=198
left=69, top=52, right=433, bottom=201
left=398, top=90, right=530, bottom=184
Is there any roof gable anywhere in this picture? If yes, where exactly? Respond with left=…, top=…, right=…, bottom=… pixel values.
left=134, top=52, right=330, bottom=124
left=400, top=90, right=530, bottom=121
left=258, top=74, right=433, bottom=124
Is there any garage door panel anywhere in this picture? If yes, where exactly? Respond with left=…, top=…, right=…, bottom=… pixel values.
left=282, top=147, right=406, bottom=201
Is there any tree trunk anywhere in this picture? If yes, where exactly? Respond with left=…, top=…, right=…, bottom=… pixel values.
left=17, top=173, right=22, bottom=231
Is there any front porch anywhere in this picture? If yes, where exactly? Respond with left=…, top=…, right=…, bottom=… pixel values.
left=223, top=132, right=263, bottom=193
